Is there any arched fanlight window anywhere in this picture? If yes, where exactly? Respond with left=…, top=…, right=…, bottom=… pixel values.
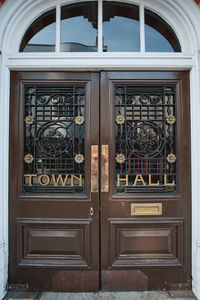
left=103, top=2, right=140, bottom=52
left=60, top=2, right=98, bottom=52
left=19, top=9, right=56, bottom=52
left=19, top=1, right=181, bottom=53
left=145, top=9, right=181, bottom=52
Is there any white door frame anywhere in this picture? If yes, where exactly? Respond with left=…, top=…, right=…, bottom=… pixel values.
left=1, top=0, right=200, bottom=299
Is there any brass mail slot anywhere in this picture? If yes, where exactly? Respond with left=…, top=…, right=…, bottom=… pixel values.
left=131, top=203, right=162, bottom=216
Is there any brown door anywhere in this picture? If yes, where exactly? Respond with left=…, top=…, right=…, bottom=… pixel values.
left=9, top=72, right=100, bottom=291
left=100, top=71, right=191, bottom=291
left=9, top=71, right=191, bottom=292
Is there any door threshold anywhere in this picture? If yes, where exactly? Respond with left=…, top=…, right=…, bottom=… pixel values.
left=3, top=290, right=197, bottom=300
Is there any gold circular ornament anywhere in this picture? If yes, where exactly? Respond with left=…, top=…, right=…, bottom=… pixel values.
left=24, top=154, right=34, bottom=164
left=167, top=153, right=176, bottom=164
left=25, top=115, right=34, bottom=126
left=75, top=115, right=84, bottom=125
left=166, top=115, right=176, bottom=125
left=75, top=154, right=84, bottom=164
left=116, top=115, right=125, bottom=125
left=116, top=154, right=125, bottom=164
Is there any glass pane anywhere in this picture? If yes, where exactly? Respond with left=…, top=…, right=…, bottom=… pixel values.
left=19, top=9, right=56, bottom=52
left=23, top=85, right=86, bottom=194
left=145, top=9, right=181, bottom=52
left=114, top=84, right=177, bottom=194
left=103, top=2, right=140, bottom=52
left=61, top=2, right=98, bottom=52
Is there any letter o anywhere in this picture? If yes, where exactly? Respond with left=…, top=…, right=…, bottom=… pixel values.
left=38, top=175, right=50, bottom=186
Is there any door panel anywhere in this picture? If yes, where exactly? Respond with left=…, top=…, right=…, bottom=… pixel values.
left=9, top=72, right=99, bottom=291
left=100, top=71, right=191, bottom=290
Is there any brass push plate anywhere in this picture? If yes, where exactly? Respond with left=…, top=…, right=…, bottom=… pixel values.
left=101, top=145, right=109, bottom=192
left=131, top=203, right=162, bottom=216
left=91, top=145, right=98, bottom=193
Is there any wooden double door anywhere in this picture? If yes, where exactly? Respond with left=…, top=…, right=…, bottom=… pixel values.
left=9, top=71, right=191, bottom=291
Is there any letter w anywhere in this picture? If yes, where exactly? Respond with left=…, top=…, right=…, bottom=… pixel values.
left=52, top=174, right=69, bottom=186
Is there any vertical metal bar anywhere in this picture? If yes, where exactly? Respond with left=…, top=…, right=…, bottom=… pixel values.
left=101, top=145, right=109, bottom=192
left=56, top=3, right=61, bottom=53
left=98, top=0, right=103, bottom=52
left=91, top=145, right=99, bottom=192
left=140, top=2, right=145, bottom=53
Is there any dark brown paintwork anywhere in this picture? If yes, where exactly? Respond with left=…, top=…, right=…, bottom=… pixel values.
left=9, top=72, right=100, bottom=291
left=100, top=71, right=191, bottom=291
left=102, top=270, right=148, bottom=291
left=9, top=71, right=191, bottom=291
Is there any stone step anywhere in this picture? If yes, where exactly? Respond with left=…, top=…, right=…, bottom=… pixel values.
left=3, top=290, right=197, bottom=300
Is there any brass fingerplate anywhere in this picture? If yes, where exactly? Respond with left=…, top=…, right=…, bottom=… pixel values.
left=131, top=203, right=162, bottom=216
left=101, top=145, right=109, bottom=192
left=91, top=145, right=98, bottom=193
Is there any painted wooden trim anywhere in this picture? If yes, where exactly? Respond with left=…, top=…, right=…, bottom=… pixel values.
left=0, top=0, right=200, bottom=299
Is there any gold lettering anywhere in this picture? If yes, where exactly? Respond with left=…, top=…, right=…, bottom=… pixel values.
left=38, top=175, right=50, bottom=186
left=24, top=174, right=37, bottom=186
left=164, top=174, right=175, bottom=186
left=133, top=174, right=146, bottom=186
left=149, top=175, right=160, bottom=186
left=117, top=175, right=129, bottom=186
left=52, top=174, right=69, bottom=186
left=71, top=175, right=82, bottom=186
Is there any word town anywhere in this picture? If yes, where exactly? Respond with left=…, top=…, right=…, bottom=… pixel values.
left=24, top=174, right=83, bottom=186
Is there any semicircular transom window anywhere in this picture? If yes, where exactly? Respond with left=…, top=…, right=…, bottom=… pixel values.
left=103, top=2, right=140, bottom=52
left=19, top=1, right=181, bottom=53
left=19, top=9, right=56, bottom=52
left=145, top=8, right=181, bottom=52
left=61, top=2, right=98, bottom=52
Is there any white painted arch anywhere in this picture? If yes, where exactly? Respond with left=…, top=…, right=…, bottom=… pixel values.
left=0, top=0, right=200, bottom=299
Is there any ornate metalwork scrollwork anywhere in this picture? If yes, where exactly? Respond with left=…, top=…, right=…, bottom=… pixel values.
left=114, top=84, right=177, bottom=194
left=36, top=122, right=73, bottom=158
left=23, top=84, right=86, bottom=194
left=127, top=121, right=164, bottom=158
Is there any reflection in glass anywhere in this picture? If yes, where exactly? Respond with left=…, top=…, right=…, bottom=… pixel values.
left=61, top=2, right=98, bottom=52
left=19, top=9, right=56, bottom=52
left=145, top=9, right=181, bottom=52
left=103, top=2, right=140, bottom=52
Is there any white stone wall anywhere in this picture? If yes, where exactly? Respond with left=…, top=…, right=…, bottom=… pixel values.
left=0, top=1, right=200, bottom=299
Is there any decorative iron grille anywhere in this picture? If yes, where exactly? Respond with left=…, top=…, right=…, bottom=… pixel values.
left=23, top=84, right=86, bottom=194
left=114, top=84, right=177, bottom=193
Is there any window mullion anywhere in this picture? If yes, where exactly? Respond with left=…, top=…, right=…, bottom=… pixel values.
left=140, top=2, right=145, bottom=53
left=98, top=0, right=103, bottom=52
left=56, top=3, right=61, bottom=53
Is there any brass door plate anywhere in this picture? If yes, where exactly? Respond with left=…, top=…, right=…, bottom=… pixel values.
left=91, top=145, right=98, bottom=193
left=131, top=203, right=162, bottom=216
left=101, top=145, right=109, bottom=192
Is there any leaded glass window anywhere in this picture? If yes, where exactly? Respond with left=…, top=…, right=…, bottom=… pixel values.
left=114, top=84, right=177, bottom=193
left=23, top=85, right=86, bottom=194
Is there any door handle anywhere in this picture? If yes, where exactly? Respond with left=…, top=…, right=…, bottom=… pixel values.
left=101, top=145, right=109, bottom=192
left=91, top=145, right=99, bottom=192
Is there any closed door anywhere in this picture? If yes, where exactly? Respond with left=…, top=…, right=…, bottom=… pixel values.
left=9, top=71, right=191, bottom=292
